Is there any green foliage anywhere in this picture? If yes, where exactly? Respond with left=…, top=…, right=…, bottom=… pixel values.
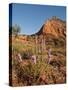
left=21, top=50, right=33, bottom=59
left=12, top=24, right=21, bottom=37
left=53, top=38, right=65, bottom=47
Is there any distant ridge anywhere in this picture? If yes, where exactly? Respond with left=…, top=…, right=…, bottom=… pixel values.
left=35, top=16, right=66, bottom=38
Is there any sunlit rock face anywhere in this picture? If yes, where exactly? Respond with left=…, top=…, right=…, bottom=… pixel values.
left=36, top=17, right=66, bottom=38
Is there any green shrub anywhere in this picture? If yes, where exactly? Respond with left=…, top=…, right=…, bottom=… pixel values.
left=21, top=50, right=33, bottom=59
left=12, top=47, right=66, bottom=86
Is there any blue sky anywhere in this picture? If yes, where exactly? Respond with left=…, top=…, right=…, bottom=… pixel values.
left=12, top=3, right=66, bottom=35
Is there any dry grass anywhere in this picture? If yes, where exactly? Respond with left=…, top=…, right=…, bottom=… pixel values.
left=10, top=36, right=66, bottom=86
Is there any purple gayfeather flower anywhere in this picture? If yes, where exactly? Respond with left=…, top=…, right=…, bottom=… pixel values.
left=18, top=53, right=22, bottom=62
left=31, top=55, right=36, bottom=64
